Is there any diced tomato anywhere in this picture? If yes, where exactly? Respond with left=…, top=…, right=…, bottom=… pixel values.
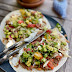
left=42, top=42, right=44, bottom=45
left=40, top=56, right=43, bottom=61
left=32, top=50, right=33, bottom=52
left=27, top=48, right=30, bottom=51
left=57, top=63, right=58, bottom=66
left=46, top=56, right=50, bottom=59
left=39, top=39, right=42, bottom=42
left=47, top=61, right=54, bottom=69
left=46, top=57, right=49, bottom=59
left=18, top=60, right=20, bottom=64
left=36, top=24, right=41, bottom=28
left=56, top=55, right=62, bottom=60
left=27, top=24, right=36, bottom=28
left=23, top=48, right=26, bottom=51
left=23, top=16, right=27, bottom=19
left=9, top=35, right=12, bottom=40
left=31, top=41, right=37, bottom=45
left=33, top=11, right=37, bottom=13
left=9, top=25, right=15, bottom=28
left=18, top=20, right=24, bottom=24
left=31, top=11, right=36, bottom=15
left=50, top=59, right=54, bottom=63
left=41, top=14, right=44, bottom=17
left=46, top=30, right=52, bottom=34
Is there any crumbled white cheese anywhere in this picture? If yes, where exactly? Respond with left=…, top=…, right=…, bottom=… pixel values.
left=24, top=32, right=37, bottom=42
left=40, top=38, right=45, bottom=43
left=42, top=38, right=45, bottom=40
left=39, top=18, right=43, bottom=24
left=33, top=63, right=35, bottom=66
left=11, top=15, right=18, bottom=20
left=53, top=53, right=58, bottom=57
left=58, top=43, right=60, bottom=46
left=10, top=22, right=13, bottom=25
left=43, top=60, right=49, bottom=67
left=20, top=28, right=26, bottom=30
left=40, top=40, right=43, bottom=43
left=6, top=39, right=15, bottom=48
left=35, top=29, right=39, bottom=32
left=58, top=42, right=60, bottom=49
left=59, top=53, right=62, bottom=56
left=31, top=30, right=34, bottom=32
left=60, top=31, right=63, bottom=34
left=37, top=46, right=41, bottom=50
left=18, top=48, right=24, bottom=57
left=60, top=51, right=71, bottom=58
left=38, top=46, right=41, bottom=48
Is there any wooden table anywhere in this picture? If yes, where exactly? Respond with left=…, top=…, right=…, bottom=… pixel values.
left=0, top=0, right=72, bottom=72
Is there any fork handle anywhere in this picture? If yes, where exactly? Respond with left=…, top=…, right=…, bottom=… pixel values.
left=0, top=58, right=6, bottom=64
left=0, top=55, right=8, bottom=64
left=0, top=52, right=5, bottom=56
left=0, top=49, right=20, bottom=64
left=0, top=43, right=17, bottom=57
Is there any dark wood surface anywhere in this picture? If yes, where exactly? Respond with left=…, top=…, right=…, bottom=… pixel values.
left=0, top=0, right=72, bottom=72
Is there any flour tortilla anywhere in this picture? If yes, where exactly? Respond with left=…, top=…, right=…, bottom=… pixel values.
left=0, top=10, right=51, bottom=45
left=9, top=28, right=69, bottom=72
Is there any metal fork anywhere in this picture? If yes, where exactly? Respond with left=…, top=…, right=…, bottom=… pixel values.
left=0, top=31, right=46, bottom=64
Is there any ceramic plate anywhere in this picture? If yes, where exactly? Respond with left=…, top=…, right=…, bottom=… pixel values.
left=0, top=11, right=68, bottom=72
